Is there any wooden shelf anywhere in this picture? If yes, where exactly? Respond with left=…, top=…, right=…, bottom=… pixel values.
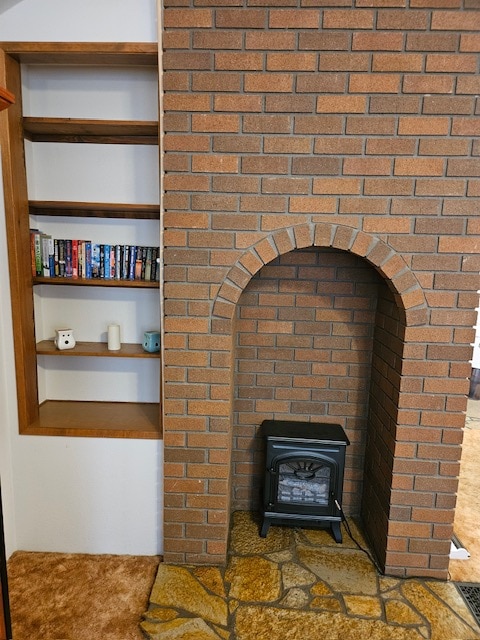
left=0, top=86, right=14, bottom=112
left=29, top=201, right=160, bottom=219
left=0, top=42, right=158, bottom=66
left=23, top=117, right=159, bottom=144
left=33, top=276, right=159, bottom=288
left=22, top=400, right=161, bottom=439
left=37, top=340, right=159, bottom=358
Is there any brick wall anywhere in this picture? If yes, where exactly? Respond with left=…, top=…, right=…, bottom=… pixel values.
left=162, top=1, right=480, bottom=578
left=232, top=248, right=380, bottom=514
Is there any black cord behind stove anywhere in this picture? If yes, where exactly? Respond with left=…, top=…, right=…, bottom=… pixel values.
left=335, top=499, right=383, bottom=574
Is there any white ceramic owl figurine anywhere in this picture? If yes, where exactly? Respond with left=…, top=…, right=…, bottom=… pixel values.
left=54, top=328, right=76, bottom=350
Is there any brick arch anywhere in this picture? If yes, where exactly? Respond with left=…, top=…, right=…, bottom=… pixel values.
left=212, top=222, right=428, bottom=327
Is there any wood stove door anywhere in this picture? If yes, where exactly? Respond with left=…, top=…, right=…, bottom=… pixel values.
left=265, top=453, right=339, bottom=516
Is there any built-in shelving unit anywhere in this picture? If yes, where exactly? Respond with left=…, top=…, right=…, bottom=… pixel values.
left=0, top=42, right=161, bottom=439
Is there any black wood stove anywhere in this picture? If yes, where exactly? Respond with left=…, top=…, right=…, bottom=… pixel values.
left=260, top=420, right=350, bottom=542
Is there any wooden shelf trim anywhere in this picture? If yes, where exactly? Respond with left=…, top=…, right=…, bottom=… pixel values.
left=33, top=276, right=159, bottom=288
left=0, top=42, right=158, bottom=65
left=29, top=200, right=160, bottom=219
left=23, top=400, right=161, bottom=439
left=37, top=340, right=159, bottom=358
left=23, top=117, right=159, bottom=144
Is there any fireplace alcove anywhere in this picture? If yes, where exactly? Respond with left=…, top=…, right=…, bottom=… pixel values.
left=162, top=222, right=467, bottom=580
left=232, top=241, right=401, bottom=572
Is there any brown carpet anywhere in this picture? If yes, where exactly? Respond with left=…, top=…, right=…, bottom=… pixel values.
left=7, top=551, right=160, bottom=640
left=450, top=415, right=480, bottom=583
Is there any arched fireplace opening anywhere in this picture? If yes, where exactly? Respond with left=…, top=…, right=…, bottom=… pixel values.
left=232, top=245, right=403, bottom=570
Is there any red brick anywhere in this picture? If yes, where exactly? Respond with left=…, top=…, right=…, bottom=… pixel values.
left=460, top=34, right=480, bottom=52
left=406, top=33, right=458, bottom=51
left=370, top=96, right=420, bottom=114
left=456, top=76, right=480, bottom=95
left=264, top=137, right=311, bottom=154
left=269, top=9, right=320, bottom=29
left=267, top=53, right=317, bottom=71
left=394, top=158, right=444, bottom=176
left=344, top=157, right=391, bottom=175
left=415, top=179, right=465, bottom=197
left=215, top=52, right=263, bottom=70
left=293, top=156, right=339, bottom=175
left=364, top=178, right=413, bottom=196
left=419, top=138, right=470, bottom=156
left=366, top=139, right=416, bottom=155
left=245, top=31, right=296, bottom=50
left=426, top=54, right=478, bottom=73
left=244, top=115, right=292, bottom=134
left=323, top=9, right=374, bottom=29
left=297, top=74, right=346, bottom=94
left=192, top=114, right=239, bottom=132
left=193, top=32, right=243, bottom=50
left=313, top=178, right=361, bottom=195
left=363, top=218, right=411, bottom=234
left=193, top=154, right=238, bottom=173
left=398, top=117, right=449, bottom=136
left=214, top=95, right=262, bottom=112
left=244, top=74, right=293, bottom=93
left=431, top=10, right=480, bottom=31
left=350, top=74, right=400, bottom=93
left=163, top=51, right=211, bottom=71
left=372, top=53, right=423, bottom=72
left=164, top=71, right=190, bottom=91
left=403, top=75, right=454, bottom=94
left=319, top=53, right=370, bottom=72
left=299, top=32, right=350, bottom=51
left=353, top=32, right=403, bottom=50
left=377, top=10, right=428, bottom=30
left=346, top=116, right=396, bottom=135
left=294, top=116, right=343, bottom=135
left=243, top=156, right=288, bottom=174
left=317, top=95, right=366, bottom=113
left=452, top=118, right=480, bottom=136
left=164, top=8, right=213, bottom=28
left=163, top=32, right=190, bottom=51
left=192, top=72, right=242, bottom=92
left=266, top=95, right=315, bottom=113
left=215, top=9, right=266, bottom=28
left=315, top=137, right=363, bottom=155
left=423, top=96, right=473, bottom=115
left=438, top=237, right=480, bottom=254
left=447, top=158, right=480, bottom=177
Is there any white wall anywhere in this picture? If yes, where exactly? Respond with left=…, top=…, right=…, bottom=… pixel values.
left=0, top=0, right=163, bottom=557
left=0, top=0, right=157, bottom=42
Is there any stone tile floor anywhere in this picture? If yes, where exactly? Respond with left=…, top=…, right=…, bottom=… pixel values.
left=141, top=511, right=480, bottom=640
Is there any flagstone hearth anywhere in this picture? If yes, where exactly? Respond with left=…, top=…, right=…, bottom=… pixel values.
left=141, top=512, right=480, bottom=640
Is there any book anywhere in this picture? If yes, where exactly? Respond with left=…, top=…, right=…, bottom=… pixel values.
left=91, top=243, right=100, bottom=278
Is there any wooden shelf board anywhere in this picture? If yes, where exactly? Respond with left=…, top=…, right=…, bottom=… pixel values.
left=23, top=117, right=159, bottom=144
left=29, top=201, right=160, bottom=219
left=33, top=276, right=159, bottom=288
left=37, top=340, right=159, bottom=358
left=22, top=400, right=161, bottom=439
left=0, top=42, right=158, bottom=66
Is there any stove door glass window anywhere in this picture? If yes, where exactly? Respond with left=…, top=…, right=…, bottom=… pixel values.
left=277, top=458, right=331, bottom=506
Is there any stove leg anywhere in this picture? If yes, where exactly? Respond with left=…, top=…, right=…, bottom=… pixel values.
left=331, top=521, right=342, bottom=543
left=260, top=518, right=270, bottom=538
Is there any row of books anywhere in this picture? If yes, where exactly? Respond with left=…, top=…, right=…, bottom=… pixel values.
left=30, top=230, right=160, bottom=281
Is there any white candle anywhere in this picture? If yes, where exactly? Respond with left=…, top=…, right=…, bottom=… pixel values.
left=107, top=323, right=121, bottom=351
